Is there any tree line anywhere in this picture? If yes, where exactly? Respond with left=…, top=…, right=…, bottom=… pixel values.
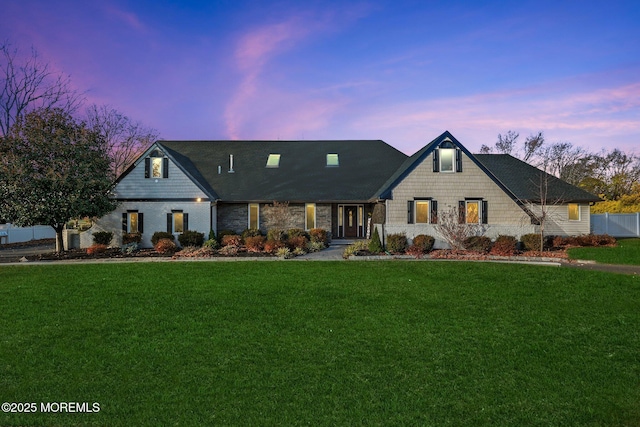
left=479, top=130, right=640, bottom=207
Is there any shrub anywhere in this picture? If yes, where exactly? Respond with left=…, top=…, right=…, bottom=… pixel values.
left=241, top=228, right=262, bottom=239
left=306, top=241, right=326, bottom=253
left=121, top=242, right=138, bottom=254
left=552, top=235, right=568, bottom=249
left=464, top=235, right=492, bottom=252
left=178, top=230, right=204, bottom=247
left=521, top=233, right=543, bottom=251
left=92, top=231, right=113, bottom=246
left=293, top=247, right=306, bottom=256
left=203, top=239, right=220, bottom=250
left=287, top=235, right=309, bottom=251
left=287, top=228, right=308, bottom=239
left=343, top=240, right=370, bottom=259
left=267, top=228, right=287, bottom=242
left=155, top=238, right=177, bottom=254
left=576, top=234, right=616, bottom=247
left=276, top=247, right=292, bottom=259
left=86, top=244, right=108, bottom=255
left=151, top=231, right=175, bottom=246
left=221, top=234, right=242, bottom=247
left=208, top=229, right=216, bottom=241
left=218, top=245, right=239, bottom=256
left=263, top=239, right=286, bottom=254
left=386, top=233, right=408, bottom=253
left=490, top=235, right=518, bottom=256
left=217, top=229, right=237, bottom=244
left=368, top=228, right=383, bottom=254
left=244, top=236, right=266, bottom=252
left=309, top=228, right=329, bottom=244
left=412, top=234, right=435, bottom=252
left=122, top=232, right=142, bottom=245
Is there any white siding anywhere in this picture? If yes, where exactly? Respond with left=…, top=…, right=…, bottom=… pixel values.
left=529, top=203, right=591, bottom=236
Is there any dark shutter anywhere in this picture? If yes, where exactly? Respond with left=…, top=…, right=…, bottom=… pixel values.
left=163, top=158, right=169, bottom=178
left=122, top=213, right=128, bottom=232
left=183, top=213, right=189, bottom=231
left=431, top=200, right=438, bottom=224
left=458, top=201, right=466, bottom=224
left=433, top=149, right=439, bottom=172
left=167, top=213, right=173, bottom=233
left=144, top=158, right=150, bottom=178
left=482, top=201, right=488, bottom=224
left=138, top=213, right=144, bottom=233
left=456, top=149, right=462, bottom=172
left=407, top=201, right=414, bottom=224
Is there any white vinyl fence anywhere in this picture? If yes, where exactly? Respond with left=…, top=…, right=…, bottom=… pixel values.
left=591, top=213, right=640, bottom=238
left=0, top=224, right=56, bottom=244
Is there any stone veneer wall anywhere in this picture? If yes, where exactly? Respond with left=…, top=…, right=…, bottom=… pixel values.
left=217, top=203, right=332, bottom=234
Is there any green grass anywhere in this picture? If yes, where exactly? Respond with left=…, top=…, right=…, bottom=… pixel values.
left=568, top=238, right=640, bottom=265
left=1, top=261, right=639, bottom=426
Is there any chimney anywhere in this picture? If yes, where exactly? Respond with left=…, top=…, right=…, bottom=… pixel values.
left=228, top=154, right=235, bottom=173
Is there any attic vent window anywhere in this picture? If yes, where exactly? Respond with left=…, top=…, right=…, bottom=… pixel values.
left=266, top=154, right=281, bottom=168
left=326, top=153, right=339, bottom=167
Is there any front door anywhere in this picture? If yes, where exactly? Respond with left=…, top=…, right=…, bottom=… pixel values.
left=344, top=206, right=358, bottom=237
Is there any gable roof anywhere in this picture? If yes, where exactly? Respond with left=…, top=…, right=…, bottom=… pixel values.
left=154, top=140, right=408, bottom=202
left=475, top=154, right=600, bottom=203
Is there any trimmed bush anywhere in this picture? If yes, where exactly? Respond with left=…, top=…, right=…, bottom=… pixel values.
left=490, top=235, right=518, bottom=256
left=287, top=235, right=309, bottom=251
left=244, top=236, right=266, bottom=252
left=241, top=228, right=262, bottom=239
left=221, top=234, right=242, bottom=247
left=309, top=228, right=329, bottom=245
left=368, top=228, right=383, bottom=254
left=93, top=231, right=113, bottom=246
left=267, top=228, right=287, bottom=242
left=217, top=229, right=237, bottom=244
left=521, top=233, right=543, bottom=251
left=264, top=239, right=286, bottom=254
left=464, top=235, right=492, bottom=253
left=86, top=244, right=108, bottom=255
left=386, top=233, right=408, bottom=253
left=154, top=238, right=177, bottom=254
left=203, top=239, right=220, bottom=250
left=412, top=234, right=435, bottom=252
left=287, top=228, right=308, bottom=239
left=178, top=230, right=204, bottom=247
left=151, top=231, right=175, bottom=246
left=122, top=232, right=142, bottom=245
left=276, top=247, right=292, bottom=259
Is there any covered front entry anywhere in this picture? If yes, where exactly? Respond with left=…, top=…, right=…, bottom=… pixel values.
left=337, top=204, right=366, bottom=238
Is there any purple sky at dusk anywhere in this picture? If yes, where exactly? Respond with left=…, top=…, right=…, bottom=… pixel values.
left=3, top=0, right=640, bottom=155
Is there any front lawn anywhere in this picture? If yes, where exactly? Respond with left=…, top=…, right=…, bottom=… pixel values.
left=568, top=238, right=640, bottom=265
left=1, top=262, right=639, bottom=426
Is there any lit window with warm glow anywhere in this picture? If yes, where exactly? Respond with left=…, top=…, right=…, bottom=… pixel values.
left=568, top=203, right=580, bottom=221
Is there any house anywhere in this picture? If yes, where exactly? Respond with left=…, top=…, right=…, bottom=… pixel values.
left=87, top=131, right=599, bottom=249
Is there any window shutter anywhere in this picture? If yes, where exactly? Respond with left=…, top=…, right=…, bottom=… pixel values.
left=167, top=213, right=173, bottom=233
left=482, top=201, right=488, bottom=224
left=433, top=149, right=439, bottom=172
left=163, top=158, right=169, bottom=178
left=138, top=213, right=144, bottom=233
left=407, top=201, right=414, bottom=224
left=456, top=149, right=462, bottom=172
left=458, top=201, right=466, bottom=224
left=144, top=158, right=150, bottom=178
left=183, top=213, right=189, bottom=231
left=431, top=201, right=438, bottom=224
left=122, top=213, right=127, bottom=232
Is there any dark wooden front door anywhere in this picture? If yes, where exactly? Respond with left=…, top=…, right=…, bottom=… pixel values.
left=344, top=206, right=358, bottom=237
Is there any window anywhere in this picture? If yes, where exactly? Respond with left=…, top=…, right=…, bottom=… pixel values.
left=266, top=154, right=280, bottom=168
left=122, top=211, right=143, bottom=233
left=249, top=203, right=259, bottom=229
left=440, top=148, right=455, bottom=173
left=459, top=200, right=488, bottom=224
left=466, top=201, right=479, bottom=223
left=568, top=203, right=580, bottom=221
left=416, top=201, right=430, bottom=223
left=145, top=156, right=168, bottom=178
left=305, top=203, right=316, bottom=230
left=326, top=153, right=339, bottom=167
left=167, top=211, right=188, bottom=233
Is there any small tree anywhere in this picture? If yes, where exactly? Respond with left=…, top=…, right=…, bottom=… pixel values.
left=435, top=206, right=485, bottom=250
left=0, top=108, right=117, bottom=252
left=368, top=227, right=383, bottom=253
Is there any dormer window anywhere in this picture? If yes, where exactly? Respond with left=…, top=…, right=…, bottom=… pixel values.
left=326, top=153, right=339, bottom=167
left=440, top=148, right=455, bottom=172
left=145, top=149, right=168, bottom=179
left=266, top=154, right=281, bottom=168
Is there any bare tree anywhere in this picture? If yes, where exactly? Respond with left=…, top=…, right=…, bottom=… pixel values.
left=496, top=130, right=519, bottom=155
left=522, top=132, right=545, bottom=163
left=435, top=206, right=485, bottom=250
left=86, top=104, right=159, bottom=178
left=0, top=42, right=83, bottom=136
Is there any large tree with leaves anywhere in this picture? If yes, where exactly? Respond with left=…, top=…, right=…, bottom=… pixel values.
left=0, top=108, right=117, bottom=252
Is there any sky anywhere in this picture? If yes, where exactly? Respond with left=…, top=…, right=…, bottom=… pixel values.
left=3, top=0, right=640, bottom=155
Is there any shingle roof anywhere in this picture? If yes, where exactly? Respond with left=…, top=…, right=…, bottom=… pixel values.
left=475, top=154, right=600, bottom=203
left=156, top=140, right=408, bottom=202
